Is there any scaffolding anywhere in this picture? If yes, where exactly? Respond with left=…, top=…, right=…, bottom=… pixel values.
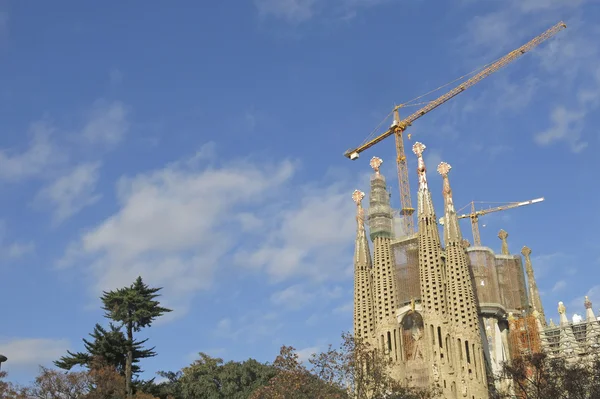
left=508, top=315, right=542, bottom=360
left=496, top=256, right=529, bottom=313
left=467, top=249, right=502, bottom=307
left=392, top=235, right=420, bottom=307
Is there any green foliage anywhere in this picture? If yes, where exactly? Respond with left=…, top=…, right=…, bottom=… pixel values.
left=135, top=371, right=183, bottom=399
left=178, top=353, right=277, bottom=399
left=54, top=323, right=155, bottom=375
left=101, top=276, right=172, bottom=398
left=250, top=345, right=347, bottom=399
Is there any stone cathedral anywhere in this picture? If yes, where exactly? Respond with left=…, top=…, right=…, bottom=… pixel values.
left=351, top=142, right=540, bottom=399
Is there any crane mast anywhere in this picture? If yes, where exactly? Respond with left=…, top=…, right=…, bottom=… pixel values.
left=344, top=21, right=566, bottom=236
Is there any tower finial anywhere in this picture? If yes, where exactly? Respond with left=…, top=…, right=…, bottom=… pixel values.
left=498, top=230, right=509, bottom=255
left=437, top=161, right=453, bottom=208
left=558, top=301, right=568, bottom=325
left=584, top=296, right=596, bottom=321
left=412, top=142, right=428, bottom=190
left=438, top=161, right=463, bottom=244
left=370, top=157, right=383, bottom=176
left=352, top=190, right=366, bottom=230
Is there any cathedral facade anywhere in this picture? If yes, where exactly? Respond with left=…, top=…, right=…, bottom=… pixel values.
left=352, top=142, right=544, bottom=399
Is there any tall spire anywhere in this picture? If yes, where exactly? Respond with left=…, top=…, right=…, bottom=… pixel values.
left=412, top=142, right=447, bottom=318
left=414, top=142, right=436, bottom=218
left=353, top=190, right=375, bottom=339
left=438, top=160, right=488, bottom=397
left=521, top=246, right=546, bottom=327
left=366, top=158, right=401, bottom=361
left=367, top=157, right=393, bottom=241
left=498, top=230, right=509, bottom=255
left=437, top=162, right=462, bottom=245
left=412, top=143, right=452, bottom=392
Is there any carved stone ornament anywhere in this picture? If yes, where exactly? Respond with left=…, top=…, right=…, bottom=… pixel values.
left=370, top=157, right=383, bottom=174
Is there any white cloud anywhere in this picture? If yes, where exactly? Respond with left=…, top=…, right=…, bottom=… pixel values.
left=270, top=283, right=345, bottom=310
left=530, top=252, right=571, bottom=279
left=3, top=242, right=35, bottom=259
left=0, top=122, right=64, bottom=181
left=213, top=312, right=283, bottom=343
left=36, top=162, right=102, bottom=224
left=81, top=100, right=128, bottom=146
left=0, top=338, right=70, bottom=369
left=333, top=300, right=353, bottom=314
left=534, top=106, right=587, bottom=153
left=59, top=150, right=297, bottom=317
left=0, top=221, right=35, bottom=260
left=255, top=0, right=316, bottom=23
left=234, top=183, right=356, bottom=282
left=254, top=0, right=398, bottom=24
left=552, top=280, right=567, bottom=292
left=296, top=346, right=320, bottom=362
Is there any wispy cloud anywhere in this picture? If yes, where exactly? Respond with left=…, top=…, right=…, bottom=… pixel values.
left=0, top=221, right=35, bottom=261
left=0, top=122, right=64, bottom=182
left=254, top=0, right=399, bottom=24
left=255, top=0, right=316, bottom=23
left=534, top=106, right=588, bottom=152
left=0, top=338, right=70, bottom=369
left=80, top=100, right=129, bottom=146
left=35, top=162, right=102, bottom=224
left=214, top=312, right=284, bottom=343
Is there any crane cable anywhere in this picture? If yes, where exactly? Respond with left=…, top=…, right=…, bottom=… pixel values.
left=360, top=54, right=507, bottom=146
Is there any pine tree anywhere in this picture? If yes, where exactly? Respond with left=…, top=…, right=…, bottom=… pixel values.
left=101, top=276, right=172, bottom=399
left=54, top=322, right=156, bottom=375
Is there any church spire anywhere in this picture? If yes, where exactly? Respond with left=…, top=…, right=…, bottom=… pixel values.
left=437, top=162, right=462, bottom=245
left=367, top=158, right=400, bottom=359
left=438, top=160, right=488, bottom=397
left=413, top=143, right=447, bottom=317
left=352, top=189, right=375, bottom=338
left=521, top=246, right=547, bottom=327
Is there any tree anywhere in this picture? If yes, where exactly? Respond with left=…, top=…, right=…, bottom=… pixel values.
left=1, top=360, right=159, bottom=399
left=22, top=367, right=91, bottom=399
left=177, top=353, right=276, bottom=399
left=492, top=353, right=600, bottom=399
left=136, top=371, right=183, bottom=399
left=55, top=323, right=155, bottom=376
left=249, top=346, right=347, bottom=399
left=308, top=332, right=437, bottom=399
left=101, top=277, right=172, bottom=398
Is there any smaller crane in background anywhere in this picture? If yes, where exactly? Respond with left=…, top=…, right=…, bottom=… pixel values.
left=439, top=197, right=544, bottom=247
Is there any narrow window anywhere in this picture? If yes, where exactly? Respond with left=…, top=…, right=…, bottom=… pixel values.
left=465, top=340, right=471, bottom=364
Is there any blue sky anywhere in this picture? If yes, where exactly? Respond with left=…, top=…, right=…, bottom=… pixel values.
left=1, top=0, right=599, bottom=385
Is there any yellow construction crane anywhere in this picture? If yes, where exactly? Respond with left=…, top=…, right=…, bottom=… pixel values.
left=440, top=197, right=545, bottom=247
left=344, top=22, right=566, bottom=236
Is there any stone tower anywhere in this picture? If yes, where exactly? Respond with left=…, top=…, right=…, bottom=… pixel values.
left=521, top=246, right=547, bottom=328
left=367, top=157, right=401, bottom=359
left=412, top=143, right=451, bottom=392
left=438, top=161, right=489, bottom=398
left=352, top=189, right=376, bottom=339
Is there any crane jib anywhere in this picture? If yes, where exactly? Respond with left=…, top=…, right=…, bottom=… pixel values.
left=343, top=21, right=567, bottom=159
